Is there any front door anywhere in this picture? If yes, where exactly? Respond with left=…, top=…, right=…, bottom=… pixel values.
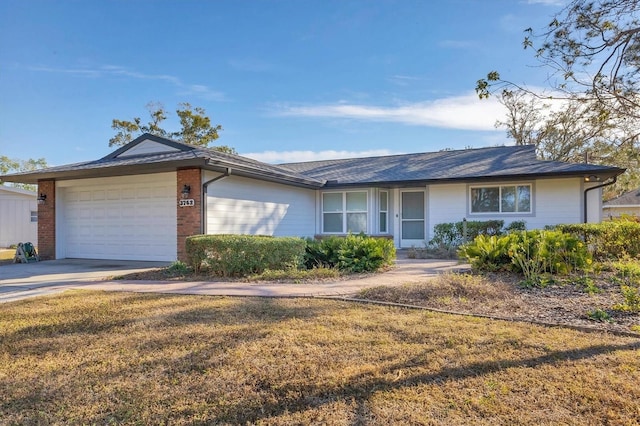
left=400, top=190, right=425, bottom=248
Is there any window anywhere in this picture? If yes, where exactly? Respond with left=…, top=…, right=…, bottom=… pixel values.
left=379, top=191, right=388, bottom=233
left=30, top=211, right=38, bottom=223
left=470, top=185, right=531, bottom=214
left=322, top=191, right=367, bottom=233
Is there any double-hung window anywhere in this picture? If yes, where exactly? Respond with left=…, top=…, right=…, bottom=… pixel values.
left=379, top=191, right=388, bottom=233
left=470, top=184, right=531, bottom=214
left=322, top=191, right=367, bottom=233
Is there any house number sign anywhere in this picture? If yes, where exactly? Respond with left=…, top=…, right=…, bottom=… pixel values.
left=179, top=199, right=195, bottom=207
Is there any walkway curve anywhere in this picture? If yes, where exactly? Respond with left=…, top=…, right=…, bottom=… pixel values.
left=0, top=257, right=468, bottom=303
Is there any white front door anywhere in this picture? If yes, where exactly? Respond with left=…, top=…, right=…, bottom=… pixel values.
left=400, top=190, right=425, bottom=248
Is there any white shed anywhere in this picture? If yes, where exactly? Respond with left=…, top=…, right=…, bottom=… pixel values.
left=0, top=186, right=38, bottom=248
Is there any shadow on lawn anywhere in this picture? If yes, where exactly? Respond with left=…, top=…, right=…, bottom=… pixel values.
left=3, top=293, right=325, bottom=350
left=216, top=340, right=640, bottom=424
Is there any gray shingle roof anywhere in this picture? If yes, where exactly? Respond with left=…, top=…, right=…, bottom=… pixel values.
left=603, top=188, right=640, bottom=206
left=2, top=134, right=325, bottom=187
left=0, top=134, right=625, bottom=187
left=280, top=145, right=624, bottom=186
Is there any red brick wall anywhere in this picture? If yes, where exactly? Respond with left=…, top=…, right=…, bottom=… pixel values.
left=177, top=168, right=203, bottom=262
left=37, top=180, right=56, bottom=260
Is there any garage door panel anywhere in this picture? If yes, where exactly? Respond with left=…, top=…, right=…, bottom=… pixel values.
left=62, top=177, right=177, bottom=261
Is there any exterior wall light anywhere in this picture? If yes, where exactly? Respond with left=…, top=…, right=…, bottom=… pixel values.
left=37, top=193, right=47, bottom=204
left=181, top=184, right=191, bottom=199
left=584, top=175, right=600, bottom=182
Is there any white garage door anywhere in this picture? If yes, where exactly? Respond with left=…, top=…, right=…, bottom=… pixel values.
left=60, top=174, right=177, bottom=261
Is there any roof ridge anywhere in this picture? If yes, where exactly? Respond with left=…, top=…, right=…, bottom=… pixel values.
left=281, top=144, right=534, bottom=166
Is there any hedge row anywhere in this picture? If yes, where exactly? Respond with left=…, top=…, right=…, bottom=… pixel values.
left=186, top=234, right=306, bottom=276
left=552, top=221, right=640, bottom=260
left=430, top=220, right=526, bottom=249
left=186, top=234, right=396, bottom=277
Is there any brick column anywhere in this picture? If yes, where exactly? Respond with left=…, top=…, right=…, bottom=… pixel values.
left=177, top=168, right=203, bottom=262
left=37, top=180, right=56, bottom=260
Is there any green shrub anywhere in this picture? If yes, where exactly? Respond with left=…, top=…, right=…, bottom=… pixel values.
left=505, top=220, right=527, bottom=232
left=167, top=261, right=191, bottom=275
left=429, top=220, right=525, bottom=250
left=304, top=236, right=343, bottom=269
left=430, top=222, right=461, bottom=248
left=337, top=234, right=396, bottom=273
left=553, top=221, right=640, bottom=260
left=614, top=285, right=640, bottom=313
left=186, top=234, right=306, bottom=277
left=462, top=219, right=505, bottom=239
left=610, top=259, right=640, bottom=281
left=305, top=234, right=396, bottom=273
left=459, top=230, right=591, bottom=287
left=587, top=308, right=612, bottom=322
left=457, top=234, right=513, bottom=272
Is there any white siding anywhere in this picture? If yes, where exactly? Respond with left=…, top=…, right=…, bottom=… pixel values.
left=585, top=185, right=602, bottom=223
left=423, top=178, right=585, bottom=238
left=427, top=183, right=467, bottom=240
left=0, top=188, right=37, bottom=247
left=205, top=174, right=316, bottom=237
left=533, top=178, right=583, bottom=227
left=56, top=173, right=177, bottom=261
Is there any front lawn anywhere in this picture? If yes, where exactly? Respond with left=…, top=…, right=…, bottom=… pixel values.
left=1, top=291, right=639, bottom=424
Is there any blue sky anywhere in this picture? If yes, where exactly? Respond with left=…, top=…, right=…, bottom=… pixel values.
left=0, top=0, right=563, bottom=166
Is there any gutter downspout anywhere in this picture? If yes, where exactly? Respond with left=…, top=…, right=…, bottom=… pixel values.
left=583, top=176, right=617, bottom=223
left=201, top=168, right=231, bottom=234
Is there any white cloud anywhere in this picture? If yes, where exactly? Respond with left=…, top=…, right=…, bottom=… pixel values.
left=274, top=93, right=505, bottom=131
left=27, top=64, right=225, bottom=101
left=242, top=149, right=401, bottom=164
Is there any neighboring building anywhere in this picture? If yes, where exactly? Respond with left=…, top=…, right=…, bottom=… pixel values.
left=0, top=185, right=38, bottom=248
left=0, top=134, right=625, bottom=262
left=603, top=188, right=640, bottom=219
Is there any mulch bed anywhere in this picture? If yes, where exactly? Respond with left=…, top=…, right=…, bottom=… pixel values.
left=356, top=271, right=640, bottom=336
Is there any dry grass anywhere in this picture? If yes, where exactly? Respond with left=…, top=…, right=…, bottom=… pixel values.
left=0, top=249, right=14, bottom=262
left=1, top=291, right=639, bottom=425
left=358, top=272, right=640, bottom=334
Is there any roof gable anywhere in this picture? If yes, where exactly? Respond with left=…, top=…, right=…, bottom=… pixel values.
left=103, top=133, right=195, bottom=160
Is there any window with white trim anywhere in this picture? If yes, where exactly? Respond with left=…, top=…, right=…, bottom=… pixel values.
left=379, top=191, right=388, bottom=233
left=30, top=211, right=38, bottom=222
left=470, top=184, right=531, bottom=213
left=322, top=191, right=367, bottom=233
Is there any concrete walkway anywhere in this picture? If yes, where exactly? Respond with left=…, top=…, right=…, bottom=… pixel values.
left=0, top=256, right=469, bottom=303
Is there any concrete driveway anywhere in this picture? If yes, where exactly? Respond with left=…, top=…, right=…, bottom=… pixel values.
left=0, top=256, right=468, bottom=303
left=0, top=259, right=169, bottom=303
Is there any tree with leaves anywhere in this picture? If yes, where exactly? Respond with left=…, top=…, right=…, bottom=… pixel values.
left=477, top=0, right=640, bottom=121
left=0, top=156, right=48, bottom=191
left=496, top=90, right=640, bottom=198
left=477, top=0, right=640, bottom=198
left=110, top=102, right=236, bottom=154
